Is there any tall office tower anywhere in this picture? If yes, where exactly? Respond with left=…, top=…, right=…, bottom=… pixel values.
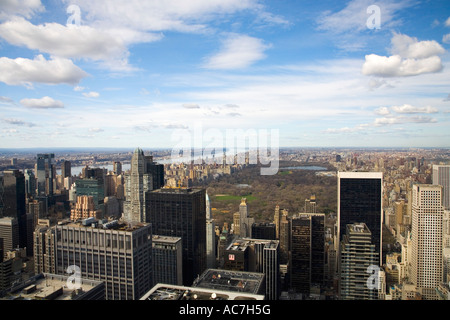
left=0, top=174, right=3, bottom=217
left=152, top=235, right=183, bottom=286
left=339, top=223, right=379, bottom=300
left=61, top=160, right=71, bottom=179
left=24, top=169, right=36, bottom=199
left=410, top=184, right=444, bottom=300
left=146, top=187, right=206, bottom=286
left=49, top=219, right=153, bottom=300
left=279, top=209, right=290, bottom=264
left=206, top=192, right=216, bottom=269
left=252, top=222, right=276, bottom=240
left=237, top=198, right=254, bottom=238
left=224, top=238, right=280, bottom=300
left=0, top=217, right=19, bottom=257
left=113, top=161, right=122, bottom=175
left=123, top=148, right=164, bottom=223
left=273, top=205, right=280, bottom=239
left=1, top=170, right=27, bottom=252
left=338, top=171, right=383, bottom=265
left=36, top=153, right=55, bottom=197
left=304, top=195, right=317, bottom=213
left=432, top=165, right=450, bottom=210
left=290, top=213, right=325, bottom=296
left=75, top=178, right=105, bottom=215
left=70, top=195, right=101, bottom=221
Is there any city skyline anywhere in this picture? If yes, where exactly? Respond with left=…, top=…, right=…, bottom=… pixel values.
left=0, top=1, right=449, bottom=149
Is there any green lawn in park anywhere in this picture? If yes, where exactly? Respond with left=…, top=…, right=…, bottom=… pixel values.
left=214, top=194, right=257, bottom=203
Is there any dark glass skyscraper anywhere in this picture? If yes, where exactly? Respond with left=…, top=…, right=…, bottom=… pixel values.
left=337, top=172, right=383, bottom=265
left=145, top=187, right=206, bottom=286
left=290, top=213, right=325, bottom=296
left=36, top=153, right=55, bottom=197
left=1, top=170, right=27, bottom=252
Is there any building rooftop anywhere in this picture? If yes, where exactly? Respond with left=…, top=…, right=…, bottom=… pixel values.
left=141, top=283, right=264, bottom=301
left=57, top=217, right=148, bottom=232
left=1, top=273, right=104, bottom=300
left=192, top=269, right=265, bottom=296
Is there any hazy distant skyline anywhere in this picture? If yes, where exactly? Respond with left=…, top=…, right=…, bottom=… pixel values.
left=0, top=0, right=449, bottom=149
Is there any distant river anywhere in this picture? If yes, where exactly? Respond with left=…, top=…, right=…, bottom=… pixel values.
left=57, top=157, right=178, bottom=176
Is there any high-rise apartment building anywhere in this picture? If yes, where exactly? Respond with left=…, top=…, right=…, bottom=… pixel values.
left=123, top=148, right=164, bottom=223
left=70, top=195, right=101, bottom=221
left=410, top=184, right=444, bottom=300
left=432, top=165, right=450, bottom=210
left=146, top=187, right=206, bottom=286
left=337, top=171, right=383, bottom=265
left=339, top=223, right=379, bottom=300
left=290, top=213, right=325, bottom=296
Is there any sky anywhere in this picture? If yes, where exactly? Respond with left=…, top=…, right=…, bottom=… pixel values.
left=0, top=0, right=450, bottom=150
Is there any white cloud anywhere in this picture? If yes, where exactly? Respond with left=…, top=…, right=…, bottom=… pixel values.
left=83, top=91, right=100, bottom=98
left=374, top=115, right=437, bottom=126
left=374, top=107, right=390, bottom=115
left=446, top=17, right=450, bottom=27
left=20, top=96, right=64, bottom=108
left=0, top=0, right=43, bottom=20
left=0, top=17, right=145, bottom=70
left=203, top=34, right=270, bottom=69
left=182, top=103, right=200, bottom=109
left=390, top=33, right=445, bottom=59
left=317, top=0, right=411, bottom=34
left=443, top=34, right=450, bottom=44
left=391, top=104, right=438, bottom=114
left=0, top=55, right=87, bottom=86
left=3, top=118, right=36, bottom=127
left=362, top=33, right=445, bottom=77
left=65, top=0, right=275, bottom=33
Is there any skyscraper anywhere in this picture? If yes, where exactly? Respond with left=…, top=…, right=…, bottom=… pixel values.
left=42, top=218, right=153, bottom=300
left=123, top=148, right=164, bottom=223
left=146, top=187, right=206, bottom=286
left=36, top=153, right=55, bottom=197
left=206, top=192, right=216, bottom=269
left=290, top=213, right=325, bottom=296
left=1, top=170, right=27, bottom=252
left=235, top=198, right=254, bottom=238
left=410, top=184, right=444, bottom=300
left=432, top=165, right=450, bottom=210
left=339, top=223, right=379, bottom=300
left=337, top=171, right=383, bottom=265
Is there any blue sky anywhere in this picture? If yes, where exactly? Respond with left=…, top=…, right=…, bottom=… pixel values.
left=0, top=0, right=450, bottom=150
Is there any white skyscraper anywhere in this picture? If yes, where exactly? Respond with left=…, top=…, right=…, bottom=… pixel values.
left=123, top=148, right=164, bottom=223
left=410, top=184, right=444, bottom=300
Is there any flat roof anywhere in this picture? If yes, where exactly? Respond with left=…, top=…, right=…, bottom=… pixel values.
left=338, top=171, right=383, bottom=179
left=2, top=273, right=103, bottom=300
left=140, top=283, right=264, bottom=301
